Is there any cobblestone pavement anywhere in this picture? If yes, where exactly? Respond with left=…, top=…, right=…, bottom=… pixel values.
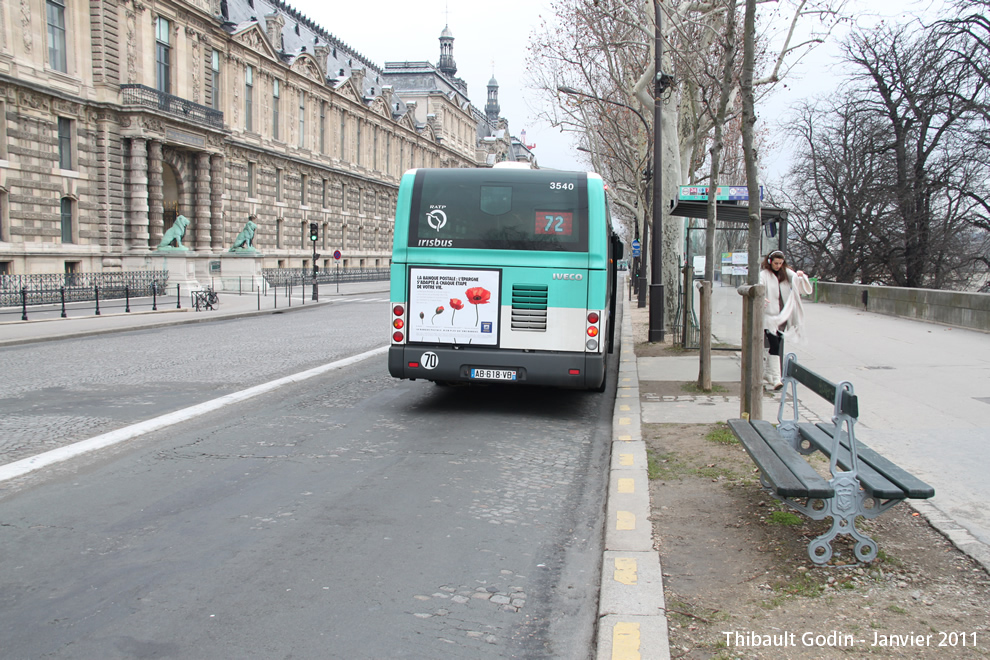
left=0, top=296, right=390, bottom=466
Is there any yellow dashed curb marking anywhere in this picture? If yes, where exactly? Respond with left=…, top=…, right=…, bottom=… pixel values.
left=613, top=557, right=638, bottom=585
left=618, top=417, right=631, bottom=426
left=612, top=622, right=641, bottom=659
left=618, top=477, right=635, bottom=493
left=618, top=453, right=634, bottom=466
left=616, top=511, right=635, bottom=531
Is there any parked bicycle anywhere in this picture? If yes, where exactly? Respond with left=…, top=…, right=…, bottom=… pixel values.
left=192, top=285, right=220, bottom=311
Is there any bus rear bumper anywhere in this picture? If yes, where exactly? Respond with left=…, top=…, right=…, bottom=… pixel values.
left=389, top=345, right=605, bottom=390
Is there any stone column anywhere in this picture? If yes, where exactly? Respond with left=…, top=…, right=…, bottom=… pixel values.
left=210, top=154, right=225, bottom=249
left=148, top=140, right=164, bottom=248
left=128, top=138, right=150, bottom=251
left=194, top=152, right=212, bottom=251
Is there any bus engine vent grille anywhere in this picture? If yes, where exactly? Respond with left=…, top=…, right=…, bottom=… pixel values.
left=511, top=284, right=548, bottom=332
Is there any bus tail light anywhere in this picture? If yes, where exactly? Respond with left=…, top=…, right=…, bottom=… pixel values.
left=391, top=303, right=406, bottom=344
left=586, top=310, right=601, bottom=348
left=568, top=369, right=581, bottom=375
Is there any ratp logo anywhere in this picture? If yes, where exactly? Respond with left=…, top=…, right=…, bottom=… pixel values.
left=426, top=209, right=447, bottom=232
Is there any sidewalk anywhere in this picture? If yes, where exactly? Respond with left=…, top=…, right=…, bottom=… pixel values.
left=0, top=280, right=391, bottom=347
left=599, top=296, right=990, bottom=660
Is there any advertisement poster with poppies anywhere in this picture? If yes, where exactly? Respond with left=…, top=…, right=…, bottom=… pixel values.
left=407, top=267, right=501, bottom=346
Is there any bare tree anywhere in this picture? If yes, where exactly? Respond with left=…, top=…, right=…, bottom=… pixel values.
left=780, top=20, right=989, bottom=290
left=527, top=0, right=848, bottom=335
left=780, top=95, right=897, bottom=283
left=698, top=0, right=738, bottom=390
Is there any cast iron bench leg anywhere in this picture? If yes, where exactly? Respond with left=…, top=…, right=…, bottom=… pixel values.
left=806, top=472, right=878, bottom=564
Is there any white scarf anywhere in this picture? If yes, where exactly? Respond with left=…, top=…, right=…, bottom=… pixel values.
left=768, top=272, right=813, bottom=344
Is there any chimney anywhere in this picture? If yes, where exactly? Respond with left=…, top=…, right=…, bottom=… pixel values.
left=313, top=44, right=329, bottom=74
left=264, top=12, right=285, bottom=50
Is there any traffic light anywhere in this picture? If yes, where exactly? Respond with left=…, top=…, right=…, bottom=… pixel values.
left=309, top=222, right=319, bottom=242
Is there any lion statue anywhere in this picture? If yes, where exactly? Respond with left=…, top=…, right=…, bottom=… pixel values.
left=157, top=214, right=190, bottom=249
left=229, top=218, right=258, bottom=252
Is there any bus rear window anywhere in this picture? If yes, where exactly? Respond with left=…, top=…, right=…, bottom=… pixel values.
left=408, top=169, right=588, bottom=251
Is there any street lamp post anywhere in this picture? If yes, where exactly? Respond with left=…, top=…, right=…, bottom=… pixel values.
left=649, top=1, right=666, bottom=342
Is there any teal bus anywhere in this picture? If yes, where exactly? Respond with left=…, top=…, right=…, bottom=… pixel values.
left=388, top=166, right=622, bottom=391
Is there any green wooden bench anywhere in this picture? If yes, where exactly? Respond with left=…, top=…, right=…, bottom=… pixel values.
left=728, top=353, right=934, bottom=564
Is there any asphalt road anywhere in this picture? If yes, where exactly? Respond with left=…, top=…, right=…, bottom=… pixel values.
left=0, top=299, right=616, bottom=659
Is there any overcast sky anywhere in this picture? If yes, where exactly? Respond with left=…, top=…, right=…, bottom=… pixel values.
left=286, top=0, right=941, bottom=179
left=286, top=0, right=577, bottom=169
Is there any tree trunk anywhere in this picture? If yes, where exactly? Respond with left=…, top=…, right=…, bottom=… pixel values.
left=739, top=0, right=762, bottom=420
left=699, top=0, right=738, bottom=391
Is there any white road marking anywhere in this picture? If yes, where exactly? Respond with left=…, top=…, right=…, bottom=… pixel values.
left=0, top=345, right=389, bottom=483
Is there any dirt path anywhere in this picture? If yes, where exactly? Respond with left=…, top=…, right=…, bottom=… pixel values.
left=645, top=420, right=990, bottom=659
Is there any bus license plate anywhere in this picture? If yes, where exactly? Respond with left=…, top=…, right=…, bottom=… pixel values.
left=470, top=368, right=517, bottom=381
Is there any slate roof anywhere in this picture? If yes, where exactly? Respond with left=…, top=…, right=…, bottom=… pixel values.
left=223, top=0, right=383, bottom=95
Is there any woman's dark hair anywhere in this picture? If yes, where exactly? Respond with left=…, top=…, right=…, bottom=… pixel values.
left=762, top=250, right=788, bottom=282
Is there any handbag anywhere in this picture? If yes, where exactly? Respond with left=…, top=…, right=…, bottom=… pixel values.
left=764, top=329, right=783, bottom=356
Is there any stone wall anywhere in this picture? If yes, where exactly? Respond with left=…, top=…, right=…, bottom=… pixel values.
left=815, top=281, right=990, bottom=333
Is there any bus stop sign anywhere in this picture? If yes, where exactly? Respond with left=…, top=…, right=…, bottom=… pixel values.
left=631, top=240, right=641, bottom=257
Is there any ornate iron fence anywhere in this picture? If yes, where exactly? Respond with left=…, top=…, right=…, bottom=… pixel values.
left=262, top=267, right=389, bottom=287
left=0, top=271, right=170, bottom=307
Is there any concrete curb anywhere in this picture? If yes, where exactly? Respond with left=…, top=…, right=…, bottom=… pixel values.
left=596, top=303, right=670, bottom=660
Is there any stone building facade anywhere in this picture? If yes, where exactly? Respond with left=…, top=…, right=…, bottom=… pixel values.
left=0, top=0, right=532, bottom=280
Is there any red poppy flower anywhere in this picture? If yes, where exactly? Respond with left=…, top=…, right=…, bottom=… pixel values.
left=449, top=298, right=464, bottom=310
left=431, top=305, right=445, bottom=325
left=465, top=287, right=491, bottom=305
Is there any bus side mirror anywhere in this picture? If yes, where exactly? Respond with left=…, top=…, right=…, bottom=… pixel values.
left=613, top=239, right=624, bottom=260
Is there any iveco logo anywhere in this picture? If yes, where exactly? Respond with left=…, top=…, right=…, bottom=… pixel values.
left=552, top=273, right=584, bottom=281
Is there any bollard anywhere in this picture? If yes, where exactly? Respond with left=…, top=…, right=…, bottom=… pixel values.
left=60, top=286, right=67, bottom=318
left=152, top=285, right=158, bottom=311
left=176, top=284, right=181, bottom=309
left=21, top=287, right=28, bottom=321
left=257, top=287, right=261, bottom=311
left=125, top=285, right=131, bottom=313
left=95, top=285, right=101, bottom=316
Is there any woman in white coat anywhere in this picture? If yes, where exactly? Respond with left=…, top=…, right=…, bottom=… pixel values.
left=759, top=250, right=812, bottom=389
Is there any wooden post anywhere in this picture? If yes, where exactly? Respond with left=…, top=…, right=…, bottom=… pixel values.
left=681, top=264, right=691, bottom=347
left=737, top=283, right=765, bottom=420
left=698, top=280, right=712, bottom=390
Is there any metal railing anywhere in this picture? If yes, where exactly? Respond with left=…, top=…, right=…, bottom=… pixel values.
left=0, top=271, right=169, bottom=307
left=261, top=267, right=389, bottom=287
left=120, top=84, right=224, bottom=130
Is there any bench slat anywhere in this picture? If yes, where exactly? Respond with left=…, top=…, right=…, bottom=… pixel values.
left=728, top=419, right=833, bottom=499
left=814, top=423, right=935, bottom=499
left=751, top=420, right=834, bottom=498
left=797, top=423, right=907, bottom=499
